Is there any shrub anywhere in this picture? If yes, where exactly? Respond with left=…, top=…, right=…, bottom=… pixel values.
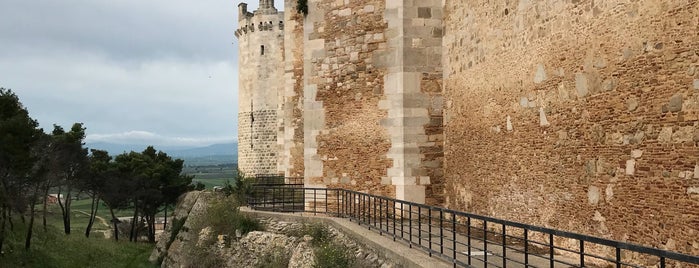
left=313, top=242, right=354, bottom=268
left=205, top=195, right=263, bottom=236
left=296, top=0, right=308, bottom=16
left=193, top=181, right=206, bottom=191
left=304, top=223, right=331, bottom=246
left=289, top=223, right=354, bottom=268
left=256, top=246, right=290, bottom=268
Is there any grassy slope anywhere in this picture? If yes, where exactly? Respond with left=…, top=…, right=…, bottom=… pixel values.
left=0, top=199, right=166, bottom=267
left=0, top=222, right=155, bottom=268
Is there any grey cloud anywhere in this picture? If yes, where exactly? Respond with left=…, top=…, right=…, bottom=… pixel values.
left=0, top=0, right=284, bottom=146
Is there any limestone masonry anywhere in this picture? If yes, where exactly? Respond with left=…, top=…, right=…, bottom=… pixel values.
left=236, top=0, right=699, bottom=257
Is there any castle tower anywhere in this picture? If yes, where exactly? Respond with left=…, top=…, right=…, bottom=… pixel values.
left=235, top=1, right=285, bottom=177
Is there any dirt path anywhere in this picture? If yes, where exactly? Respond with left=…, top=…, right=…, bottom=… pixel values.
left=74, top=210, right=110, bottom=229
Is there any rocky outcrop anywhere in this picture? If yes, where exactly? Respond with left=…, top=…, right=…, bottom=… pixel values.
left=151, top=191, right=399, bottom=268
left=148, top=190, right=209, bottom=266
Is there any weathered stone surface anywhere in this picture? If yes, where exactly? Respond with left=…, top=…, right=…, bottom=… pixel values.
left=442, top=0, right=699, bottom=258
left=506, top=115, right=513, bottom=131
left=668, top=94, right=683, bottom=112
left=534, top=64, right=547, bottom=84
left=149, top=191, right=204, bottom=264
left=588, top=186, right=600, bottom=205
left=631, top=150, right=643, bottom=159
left=539, top=107, right=550, bottom=127
left=155, top=194, right=398, bottom=268
left=575, top=73, right=589, bottom=97
left=288, top=236, right=315, bottom=268
left=627, top=97, right=639, bottom=112
left=235, top=0, right=699, bottom=261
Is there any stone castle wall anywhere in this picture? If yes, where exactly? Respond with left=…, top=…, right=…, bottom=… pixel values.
left=298, top=0, right=446, bottom=202
left=236, top=0, right=699, bottom=257
left=443, top=0, right=699, bottom=256
left=281, top=0, right=305, bottom=178
left=236, top=3, right=285, bottom=176
left=303, top=0, right=394, bottom=196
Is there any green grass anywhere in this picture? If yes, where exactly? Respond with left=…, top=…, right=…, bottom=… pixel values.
left=0, top=221, right=156, bottom=268
left=191, top=177, right=233, bottom=190
left=37, top=198, right=176, bottom=238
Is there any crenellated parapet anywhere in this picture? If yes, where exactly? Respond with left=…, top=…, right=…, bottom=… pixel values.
left=235, top=20, right=284, bottom=38
left=235, top=1, right=284, bottom=39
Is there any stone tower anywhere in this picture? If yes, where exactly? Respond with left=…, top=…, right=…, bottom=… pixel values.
left=235, top=1, right=285, bottom=177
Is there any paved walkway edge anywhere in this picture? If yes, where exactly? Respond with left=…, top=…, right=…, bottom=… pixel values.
left=241, top=208, right=453, bottom=268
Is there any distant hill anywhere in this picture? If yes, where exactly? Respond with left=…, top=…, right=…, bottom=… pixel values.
left=86, top=142, right=238, bottom=165
left=168, top=143, right=236, bottom=157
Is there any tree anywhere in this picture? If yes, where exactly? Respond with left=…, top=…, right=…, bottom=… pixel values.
left=0, top=88, right=42, bottom=252
left=24, top=132, right=51, bottom=250
left=100, top=161, right=132, bottom=241
left=49, top=123, right=89, bottom=235
left=112, top=147, right=192, bottom=243
left=80, top=149, right=111, bottom=238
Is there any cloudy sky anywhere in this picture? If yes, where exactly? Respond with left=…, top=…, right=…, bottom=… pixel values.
left=0, top=0, right=283, bottom=147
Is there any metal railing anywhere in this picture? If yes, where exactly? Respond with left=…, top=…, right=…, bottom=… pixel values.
left=247, top=185, right=699, bottom=268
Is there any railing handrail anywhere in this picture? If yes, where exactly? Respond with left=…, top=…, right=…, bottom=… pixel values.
left=248, top=185, right=699, bottom=265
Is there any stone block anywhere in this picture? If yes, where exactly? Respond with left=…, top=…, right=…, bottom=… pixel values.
left=658, top=127, right=673, bottom=144
left=575, top=73, right=589, bottom=97
left=631, top=150, right=643, bottom=159
left=396, top=185, right=426, bottom=204
left=668, top=94, right=683, bottom=112
left=588, top=186, right=600, bottom=205
left=418, top=7, right=432, bottom=18
left=534, top=64, right=547, bottom=83
left=688, top=187, right=699, bottom=195
left=627, top=97, right=638, bottom=111
left=539, top=107, right=550, bottom=127
left=520, top=97, right=529, bottom=107
left=625, top=159, right=636, bottom=176
left=392, top=176, right=416, bottom=185
left=338, top=8, right=351, bottom=16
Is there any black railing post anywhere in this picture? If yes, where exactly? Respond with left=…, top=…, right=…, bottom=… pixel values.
left=418, top=206, right=422, bottom=247
left=386, top=199, right=390, bottom=234
left=660, top=257, right=666, bottom=268
left=549, top=233, right=554, bottom=268
left=467, top=217, right=472, bottom=266
left=393, top=201, right=397, bottom=241
left=502, top=224, right=506, bottom=268
left=484, top=220, right=488, bottom=267
left=616, top=247, right=621, bottom=268
left=400, top=202, right=404, bottom=239
left=440, top=209, right=444, bottom=255
left=580, top=239, right=585, bottom=267
left=313, top=189, right=316, bottom=215
left=524, top=228, right=528, bottom=267
left=452, top=213, right=456, bottom=267
left=429, top=208, right=433, bottom=256
left=409, top=203, right=413, bottom=248
left=379, top=198, right=383, bottom=235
